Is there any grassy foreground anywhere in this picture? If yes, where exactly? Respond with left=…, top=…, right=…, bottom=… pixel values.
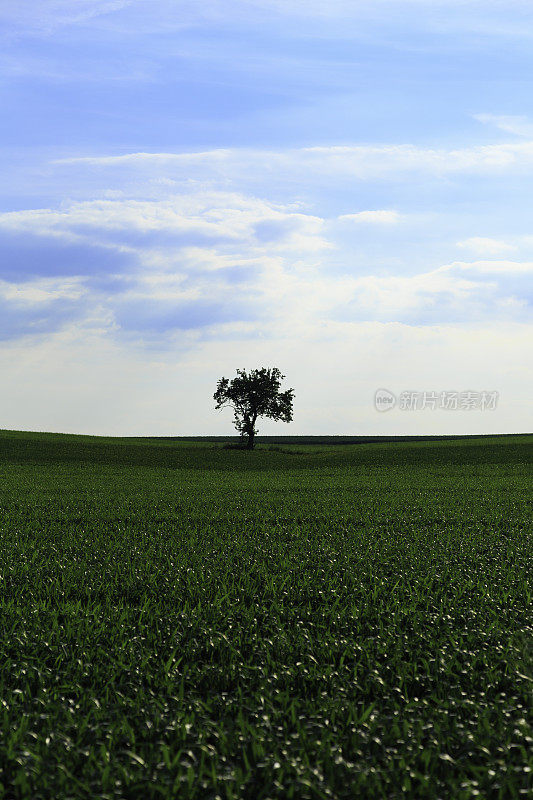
left=0, top=431, right=531, bottom=799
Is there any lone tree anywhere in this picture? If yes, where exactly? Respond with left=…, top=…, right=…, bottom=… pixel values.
left=214, top=367, right=294, bottom=450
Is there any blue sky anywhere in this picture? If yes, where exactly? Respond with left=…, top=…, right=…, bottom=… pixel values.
left=0, top=0, right=531, bottom=435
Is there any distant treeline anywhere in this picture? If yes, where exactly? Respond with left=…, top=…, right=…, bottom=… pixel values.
left=147, top=433, right=529, bottom=445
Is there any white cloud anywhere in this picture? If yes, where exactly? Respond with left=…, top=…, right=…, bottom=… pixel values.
left=1, top=188, right=530, bottom=341
left=338, top=210, right=400, bottom=224
left=0, top=183, right=530, bottom=434
left=53, top=139, right=533, bottom=182
left=0, top=277, right=85, bottom=305
left=0, top=194, right=331, bottom=259
left=54, top=150, right=232, bottom=168
left=440, top=259, right=533, bottom=274
left=456, top=237, right=517, bottom=256
left=474, top=114, right=533, bottom=138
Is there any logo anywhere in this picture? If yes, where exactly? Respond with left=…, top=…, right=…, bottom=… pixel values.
left=374, top=388, right=396, bottom=412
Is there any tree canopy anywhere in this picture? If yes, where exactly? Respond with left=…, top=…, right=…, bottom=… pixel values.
left=214, top=367, right=294, bottom=449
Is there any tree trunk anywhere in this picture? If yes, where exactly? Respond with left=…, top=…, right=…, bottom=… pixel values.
left=247, top=414, right=257, bottom=449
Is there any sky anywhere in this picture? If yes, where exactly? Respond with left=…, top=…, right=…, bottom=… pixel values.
left=0, top=0, right=532, bottom=436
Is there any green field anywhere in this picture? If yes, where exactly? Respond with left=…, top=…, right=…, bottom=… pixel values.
left=0, top=430, right=531, bottom=799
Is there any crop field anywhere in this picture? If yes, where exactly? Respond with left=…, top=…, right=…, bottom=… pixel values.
left=0, top=430, right=531, bottom=799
